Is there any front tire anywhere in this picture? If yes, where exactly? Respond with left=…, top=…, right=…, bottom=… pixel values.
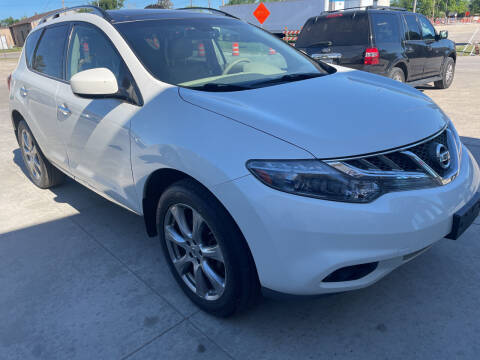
left=156, top=179, right=260, bottom=317
left=434, top=57, right=455, bottom=89
left=17, top=120, right=64, bottom=189
left=388, top=67, right=405, bottom=82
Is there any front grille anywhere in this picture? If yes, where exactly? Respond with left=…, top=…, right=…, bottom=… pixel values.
left=343, top=129, right=451, bottom=177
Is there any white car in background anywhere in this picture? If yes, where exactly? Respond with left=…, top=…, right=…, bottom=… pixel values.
left=7, top=7, right=480, bottom=316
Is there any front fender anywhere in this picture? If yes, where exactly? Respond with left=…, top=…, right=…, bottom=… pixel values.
left=130, top=87, right=312, bottom=213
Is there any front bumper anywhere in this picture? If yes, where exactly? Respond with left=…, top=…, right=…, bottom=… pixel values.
left=213, top=146, right=480, bottom=295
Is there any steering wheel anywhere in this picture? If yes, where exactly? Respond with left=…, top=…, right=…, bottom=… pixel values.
left=222, top=58, right=252, bottom=75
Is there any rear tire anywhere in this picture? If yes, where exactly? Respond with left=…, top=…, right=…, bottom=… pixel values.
left=17, top=120, right=64, bottom=189
left=388, top=67, right=405, bottom=83
left=434, top=57, right=455, bottom=89
left=156, top=178, right=260, bottom=317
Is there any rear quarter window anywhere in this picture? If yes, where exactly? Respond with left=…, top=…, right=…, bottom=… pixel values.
left=296, top=13, right=369, bottom=47
left=371, top=13, right=401, bottom=44
left=32, top=24, right=70, bottom=79
left=25, top=30, right=42, bottom=68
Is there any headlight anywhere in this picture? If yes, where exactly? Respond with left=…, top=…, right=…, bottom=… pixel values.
left=247, top=159, right=438, bottom=203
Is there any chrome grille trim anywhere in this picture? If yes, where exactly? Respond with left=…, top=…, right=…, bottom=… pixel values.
left=325, top=125, right=460, bottom=186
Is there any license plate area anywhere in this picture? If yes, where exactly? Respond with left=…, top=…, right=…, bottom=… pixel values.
left=446, top=192, right=480, bottom=240
left=311, top=53, right=342, bottom=65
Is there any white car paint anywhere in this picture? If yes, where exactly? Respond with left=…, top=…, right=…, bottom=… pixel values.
left=8, top=10, right=480, bottom=297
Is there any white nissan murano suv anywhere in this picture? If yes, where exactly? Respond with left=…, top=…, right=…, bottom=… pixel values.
left=8, top=6, right=480, bottom=316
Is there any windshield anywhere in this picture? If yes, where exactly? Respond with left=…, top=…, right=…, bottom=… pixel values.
left=115, top=17, right=330, bottom=91
left=296, top=13, right=369, bottom=48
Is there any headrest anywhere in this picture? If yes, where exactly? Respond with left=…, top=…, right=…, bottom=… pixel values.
left=169, top=37, right=194, bottom=61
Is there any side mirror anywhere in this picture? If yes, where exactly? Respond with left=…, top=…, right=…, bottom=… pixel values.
left=439, top=30, right=448, bottom=40
left=71, top=68, right=119, bottom=97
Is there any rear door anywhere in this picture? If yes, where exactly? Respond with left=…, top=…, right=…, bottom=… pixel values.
left=295, top=12, right=370, bottom=68
left=370, top=12, right=403, bottom=75
left=417, top=14, right=443, bottom=77
left=402, top=14, right=425, bottom=80
left=25, top=24, right=70, bottom=168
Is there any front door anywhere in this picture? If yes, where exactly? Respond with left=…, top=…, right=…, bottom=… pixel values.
left=402, top=14, right=426, bottom=81
left=417, top=15, right=444, bottom=77
left=56, top=22, right=141, bottom=211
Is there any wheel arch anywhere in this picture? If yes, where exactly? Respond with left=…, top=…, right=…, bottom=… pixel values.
left=11, top=109, right=25, bottom=142
left=142, top=168, right=244, bottom=241
left=142, top=166, right=260, bottom=282
left=391, top=60, right=408, bottom=81
left=447, top=51, right=456, bottom=62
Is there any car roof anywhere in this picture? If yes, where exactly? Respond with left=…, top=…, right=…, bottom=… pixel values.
left=106, top=9, right=228, bottom=24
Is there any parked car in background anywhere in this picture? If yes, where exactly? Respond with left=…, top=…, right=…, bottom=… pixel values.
left=295, top=7, right=457, bottom=88
left=8, top=7, right=480, bottom=317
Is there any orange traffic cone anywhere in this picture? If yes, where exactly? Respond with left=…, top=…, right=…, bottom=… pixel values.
left=232, top=42, right=239, bottom=56
left=198, top=42, right=205, bottom=57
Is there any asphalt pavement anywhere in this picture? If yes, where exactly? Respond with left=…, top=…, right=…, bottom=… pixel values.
left=1, top=50, right=479, bottom=359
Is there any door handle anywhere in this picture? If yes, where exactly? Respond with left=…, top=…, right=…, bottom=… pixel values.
left=58, top=104, right=71, bottom=116
left=405, top=46, right=414, bottom=53
left=20, top=87, right=28, bottom=97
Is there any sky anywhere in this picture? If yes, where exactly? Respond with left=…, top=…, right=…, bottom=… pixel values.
left=0, top=0, right=227, bottom=20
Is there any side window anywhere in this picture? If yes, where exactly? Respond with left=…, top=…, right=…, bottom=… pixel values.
left=25, top=29, right=42, bottom=68
left=418, top=15, right=436, bottom=40
left=403, top=15, right=421, bottom=41
left=33, top=25, right=69, bottom=79
left=371, top=13, right=401, bottom=44
left=67, top=23, right=140, bottom=104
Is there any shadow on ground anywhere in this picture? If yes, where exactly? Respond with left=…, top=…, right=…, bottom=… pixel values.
left=4, top=135, right=480, bottom=359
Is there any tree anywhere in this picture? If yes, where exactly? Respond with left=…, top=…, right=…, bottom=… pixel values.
left=470, top=0, right=480, bottom=13
left=226, top=0, right=256, bottom=4
left=0, top=17, right=19, bottom=27
left=226, top=0, right=285, bottom=4
left=392, top=0, right=470, bottom=16
left=91, top=0, right=125, bottom=10
left=145, top=0, right=173, bottom=9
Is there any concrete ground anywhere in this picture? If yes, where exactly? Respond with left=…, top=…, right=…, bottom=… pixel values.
left=1, top=53, right=480, bottom=359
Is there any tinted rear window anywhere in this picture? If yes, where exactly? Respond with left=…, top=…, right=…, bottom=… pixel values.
left=25, top=30, right=42, bottom=68
left=371, top=13, right=401, bottom=44
left=33, top=24, right=69, bottom=79
left=403, top=14, right=421, bottom=41
left=296, top=13, right=369, bottom=47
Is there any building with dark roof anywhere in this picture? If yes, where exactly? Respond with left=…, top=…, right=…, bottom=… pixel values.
left=9, top=9, right=60, bottom=47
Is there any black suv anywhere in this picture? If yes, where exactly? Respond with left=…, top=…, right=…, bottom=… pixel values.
left=295, top=7, right=456, bottom=89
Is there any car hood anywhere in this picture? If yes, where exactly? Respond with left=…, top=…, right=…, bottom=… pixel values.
left=178, top=67, right=448, bottom=159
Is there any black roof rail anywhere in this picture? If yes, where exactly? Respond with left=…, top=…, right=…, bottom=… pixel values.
left=366, top=5, right=407, bottom=11
left=320, top=5, right=406, bottom=15
left=176, top=7, right=240, bottom=20
left=39, top=5, right=111, bottom=24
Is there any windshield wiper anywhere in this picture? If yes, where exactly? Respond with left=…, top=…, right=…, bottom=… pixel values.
left=250, top=73, right=324, bottom=87
left=190, top=83, right=251, bottom=92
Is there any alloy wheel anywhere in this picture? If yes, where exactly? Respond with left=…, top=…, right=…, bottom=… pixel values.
left=21, top=129, right=42, bottom=180
left=164, top=204, right=226, bottom=301
left=446, top=63, right=454, bottom=84
left=393, top=73, right=403, bottom=82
